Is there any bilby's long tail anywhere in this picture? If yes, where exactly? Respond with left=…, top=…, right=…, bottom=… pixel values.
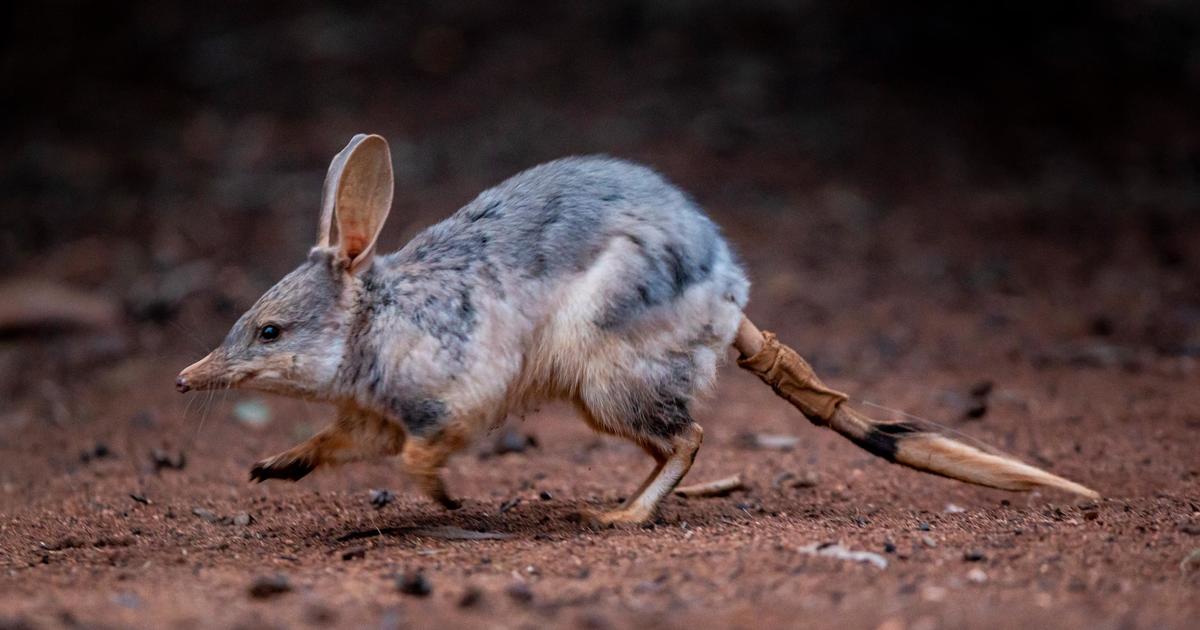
left=733, top=317, right=1099, bottom=499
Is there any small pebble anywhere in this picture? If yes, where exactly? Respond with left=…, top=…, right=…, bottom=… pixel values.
left=233, top=399, right=272, bottom=427
left=883, top=542, right=897, bottom=553
left=969, top=381, right=994, bottom=398
left=369, top=489, right=394, bottom=509
left=80, top=443, right=112, bottom=463
left=458, top=586, right=483, bottom=608
left=792, top=471, right=820, bottom=488
left=771, top=472, right=794, bottom=489
left=131, top=410, right=158, bottom=429
left=499, top=497, right=522, bottom=513
left=233, top=512, right=253, bottom=526
left=304, top=604, right=337, bottom=625
left=150, top=448, right=186, bottom=472
left=734, top=431, right=800, bottom=451
left=248, top=574, right=291, bottom=599
left=539, top=490, right=553, bottom=501
left=397, top=570, right=432, bottom=597
left=921, top=585, right=947, bottom=602
left=963, top=402, right=988, bottom=420
left=578, top=612, right=612, bottom=630
left=505, top=581, right=533, bottom=604
left=967, top=568, right=988, bottom=584
left=963, top=550, right=987, bottom=562
left=1181, top=549, right=1200, bottom=576
left=491, top=428, right=538, bottom=456
left=191, top=507, right=219, bottom=523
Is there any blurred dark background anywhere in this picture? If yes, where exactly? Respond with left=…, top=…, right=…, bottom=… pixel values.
left=2, top=7, right=1198, bottom=625
left=1, top=1, right=1198, bottom=398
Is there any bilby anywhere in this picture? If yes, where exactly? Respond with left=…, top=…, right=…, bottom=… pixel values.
left=177, top=134, right=1097, bottom=527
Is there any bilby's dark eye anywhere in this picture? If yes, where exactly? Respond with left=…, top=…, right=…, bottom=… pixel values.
left=258, top=324, right=281, bottom=342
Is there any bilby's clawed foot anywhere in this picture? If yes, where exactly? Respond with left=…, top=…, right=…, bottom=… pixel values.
left=570, top=506, right=654, bottom=529
left=250, top=453, right=316, bottom=482
left=422, top=481, right=462, bottom=511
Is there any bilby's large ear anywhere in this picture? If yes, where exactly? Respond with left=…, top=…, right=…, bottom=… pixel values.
left=316, top=134, right=394, bottom=273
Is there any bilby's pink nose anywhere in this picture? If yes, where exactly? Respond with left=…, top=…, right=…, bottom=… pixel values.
left=176, top=375, right=191, bottom=393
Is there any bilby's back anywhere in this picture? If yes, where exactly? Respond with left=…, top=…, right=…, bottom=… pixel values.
left=379, top=155, right=746, bottom=322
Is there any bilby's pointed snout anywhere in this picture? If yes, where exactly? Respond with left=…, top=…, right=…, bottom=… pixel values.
left=177, top=353, right=217, bottom=393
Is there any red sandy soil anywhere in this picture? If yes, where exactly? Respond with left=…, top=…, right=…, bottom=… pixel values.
left=1, top=180, right=1198, bottom=630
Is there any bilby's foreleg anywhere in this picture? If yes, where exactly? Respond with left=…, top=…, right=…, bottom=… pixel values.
left=250, top=404, right=405, bottom=482
left=400, top=422, right=473, bottom=510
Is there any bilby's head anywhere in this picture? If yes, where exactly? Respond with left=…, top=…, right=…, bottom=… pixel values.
left=177, top=134, right=394, bottom=399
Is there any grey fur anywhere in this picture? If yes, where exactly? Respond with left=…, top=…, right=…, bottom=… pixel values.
left=393, top=397, right=448, bottom=436
left=191, top=154, right=749, bottom=451
left=343, top=156, right=748, bottom=436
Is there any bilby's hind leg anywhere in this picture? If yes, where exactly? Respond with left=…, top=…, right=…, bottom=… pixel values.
left=574, top=400, right=705, bottom=527
left=619, top=452, right=668, bottom=508
left=401, top=422, right=473, bottom=510
left=250, top=405, right=405, bottom=482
